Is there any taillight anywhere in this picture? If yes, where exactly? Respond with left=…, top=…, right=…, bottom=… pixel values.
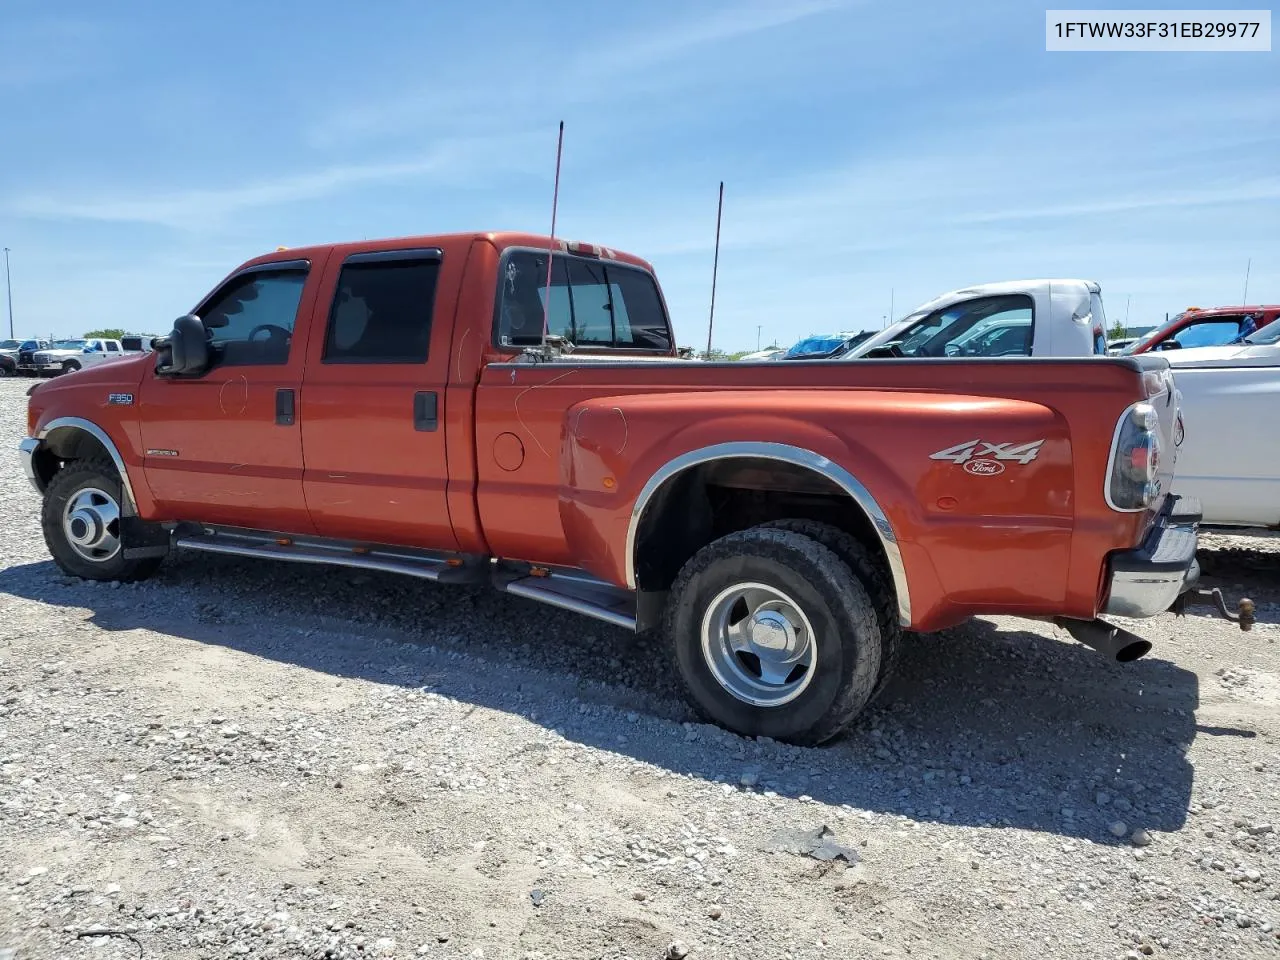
left=1106, top=401, right=1164, bottom=512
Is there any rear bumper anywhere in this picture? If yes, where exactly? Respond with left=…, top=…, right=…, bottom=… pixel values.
left=1103, top=496, right=1201, bottom=619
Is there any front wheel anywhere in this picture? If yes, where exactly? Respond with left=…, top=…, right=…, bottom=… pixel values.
left=40, top=460, right=163, bottom=582
left=664, top=527, right=883, bottom=745
left=61, top=360, right=81, bottom=374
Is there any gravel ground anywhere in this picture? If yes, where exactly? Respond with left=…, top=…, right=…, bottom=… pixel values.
left=2, top=375, right=1279, bottom=960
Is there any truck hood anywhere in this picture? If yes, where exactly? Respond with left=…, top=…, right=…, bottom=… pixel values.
left=1163, top=344, right=1249, bottom=366
left=27, top=351, right=149, bottom=400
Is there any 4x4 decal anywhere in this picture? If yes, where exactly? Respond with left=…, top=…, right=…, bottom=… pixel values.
left=930, top=439, right=1044, bottom=476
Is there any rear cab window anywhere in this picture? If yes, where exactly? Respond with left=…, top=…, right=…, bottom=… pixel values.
left=494, top=250, right=672, bottom=353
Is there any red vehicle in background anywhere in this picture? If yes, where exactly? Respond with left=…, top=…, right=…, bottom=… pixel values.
left=1124, top=305, right=1280, bottom=354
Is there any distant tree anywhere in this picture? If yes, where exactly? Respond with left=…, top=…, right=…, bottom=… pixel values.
left=83, top=328, right=127, bottom=340
left=726, top=350, right=751, bottom=361
left=1109, top=319, right=1126, bottom=341
left=699, top=348, right=731, bottom=361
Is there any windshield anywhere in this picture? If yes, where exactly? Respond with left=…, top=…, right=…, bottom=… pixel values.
left=785, top=334, right=847, bottom=358
left=1244, top=320, right=1280, bottom=345
left=52, top=339, right=86, bottom=350
left=884, top=294, right=1033, bottom=358
left=1123, top=313, right=1186, bottom=353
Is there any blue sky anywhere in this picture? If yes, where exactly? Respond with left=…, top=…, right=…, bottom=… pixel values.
left=1, top=0, right=1277, bottom=350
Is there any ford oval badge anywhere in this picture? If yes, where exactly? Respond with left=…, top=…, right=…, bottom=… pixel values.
left=963, top=458, right=1005, bottom=477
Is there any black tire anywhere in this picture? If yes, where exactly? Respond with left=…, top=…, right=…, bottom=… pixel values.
left=41, top=459, right=163, bottom=582
left=760, top=518, right=902, bottom=705
left=664, top=527, right=882, bottom=745
left=0, top=364, right=10, bottom=378
left=62, top=360, right=81, bottom=374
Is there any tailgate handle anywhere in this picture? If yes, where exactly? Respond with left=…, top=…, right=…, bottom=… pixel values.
left=275, top=388, right=295, bottom=426
left=414, top=391, right=438, bottom=432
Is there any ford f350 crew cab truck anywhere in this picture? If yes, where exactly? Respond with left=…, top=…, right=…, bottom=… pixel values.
left=19, top=232, right=1212, bottom=744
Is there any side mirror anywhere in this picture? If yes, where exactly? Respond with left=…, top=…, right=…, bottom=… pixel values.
left=154, top=315, right=210, bottom=376
left=861, top=344, right=900, bottom=359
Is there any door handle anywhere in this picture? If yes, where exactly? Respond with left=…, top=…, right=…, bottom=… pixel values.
left=275, top=388, right=295, bottom=426
left=413, top=391, right=438, bottom=432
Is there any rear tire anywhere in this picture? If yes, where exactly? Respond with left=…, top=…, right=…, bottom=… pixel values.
left=665, top=526, right=882, bottom=745
left=41, top=459, right=163, bottom=582
left=760, top=518, right=902, bottom=705
left=62, top=360, right=81, bottom=374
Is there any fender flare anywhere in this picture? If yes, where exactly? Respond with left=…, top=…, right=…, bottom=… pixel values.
left=35, top=416, right=140, bottom=516
left=624, top=441, right=911, bottom=626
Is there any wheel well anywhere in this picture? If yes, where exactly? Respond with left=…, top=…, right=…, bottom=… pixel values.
left=31, top=427, right=116, bottom=491
left=632, top=456, right=893, bottom=596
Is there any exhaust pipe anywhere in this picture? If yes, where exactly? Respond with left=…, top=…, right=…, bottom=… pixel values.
left=1053, top=617, right=1152, bottom=663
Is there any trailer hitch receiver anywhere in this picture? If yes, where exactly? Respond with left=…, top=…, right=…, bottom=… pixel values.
left=1172, top=588, right=1254, bottom=631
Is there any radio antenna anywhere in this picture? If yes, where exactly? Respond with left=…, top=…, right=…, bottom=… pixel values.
left=541, top=121, right=566, bottom=349
left=704, top=181, right=724, bottom=358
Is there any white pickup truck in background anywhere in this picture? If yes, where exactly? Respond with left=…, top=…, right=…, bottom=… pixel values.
left=841, top=279, right=1108, bottom=359
left=1167, top=320, right=1280, bottom=529
left=18, top=337, right=142, bottom=376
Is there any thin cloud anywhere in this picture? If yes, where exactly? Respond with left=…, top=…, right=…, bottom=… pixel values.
left=570, top=0, right=853, bottom=78
left=954, top=180, right=1280, bottom=225
left=311, top=0, right=854, bottom=146
left=8, top=133, right=545, bottom=229
left=0, top=18, right=106, bottom=88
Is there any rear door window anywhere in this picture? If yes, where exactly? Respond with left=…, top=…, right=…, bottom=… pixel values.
left=322, top=252, right=441, bottom=364
left=495, top=251, right=671, bottom=351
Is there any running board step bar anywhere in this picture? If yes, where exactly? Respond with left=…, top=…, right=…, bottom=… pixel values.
left=494, top=571, right=637, bottom=631
left=172, top=528, right=489, bottom=584
left=171, top=527, right=637, bottom=630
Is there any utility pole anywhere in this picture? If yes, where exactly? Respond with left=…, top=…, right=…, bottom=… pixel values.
left=756, top=325, right=761, bottom=351
left=3, top=248, right=12, bottom=339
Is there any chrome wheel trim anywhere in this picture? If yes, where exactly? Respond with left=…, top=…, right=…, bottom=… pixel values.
left=700, top=581, right=818, bottom=707
left=62, top=486, right=122, bottom=562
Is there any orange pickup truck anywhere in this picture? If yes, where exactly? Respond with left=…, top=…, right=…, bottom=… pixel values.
left=20, top=231, right=1205, bottom=744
